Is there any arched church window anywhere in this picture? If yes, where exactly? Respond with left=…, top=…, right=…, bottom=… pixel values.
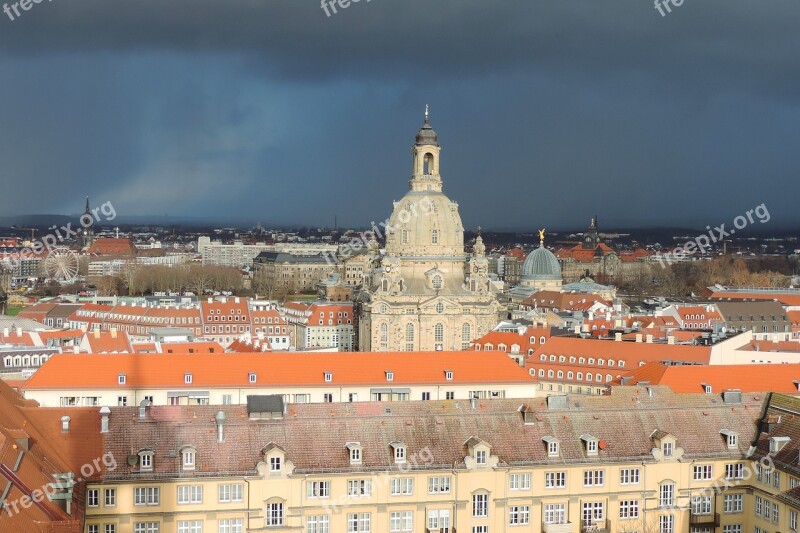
left=431, top=230, right=439, bottom=244
left=434, top=323, right=444, bottom=342
left=380, top=323, right=388, bottom=342
left=436, top=302, right=444, bottom=314
left=405, top=323, right=414, bottom=342
left=382, top=279, right=389, bottom=292
left=433, top=275, right=442, bottom=290
left=462, top=323, right=471, bottom=344
left=401, top=230, right=408, bottom=244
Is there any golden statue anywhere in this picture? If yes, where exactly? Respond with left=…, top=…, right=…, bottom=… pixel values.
left=538, top=228, right=546, bottom=245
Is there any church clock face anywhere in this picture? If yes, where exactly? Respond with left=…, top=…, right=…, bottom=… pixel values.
left=384, top=265, right=392, bottom=273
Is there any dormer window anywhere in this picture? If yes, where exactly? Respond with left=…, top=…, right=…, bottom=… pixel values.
left=184, top=373, right=192, bottom=384
left=386, top=371, right=394, bottom=382
left=391, top=442, right=407, bottom=463
left=347, top=442, right=362, bottom=464
left=703, top=384, right=712, bottom=394
left=476, top=449, right=487, bottom=465
left=139, top=450, right=153, bottom=471
left=182, top=448, right=196, bottom=471
left=720, top=429, right=738, bottom=448
left=445, top=370, right=453, bottom=381
left=770, top=436, right=790, bottom=454
left=324, top=372, right=332, bottom=382
left=662, top=441, right=673, bottom=457
left=543, top=436, right=559, bottom=457
left=118, top=374, right=126, bottom=385
left=249, top=373, right=257, bottom=384
left=581, top=435, right=599, bottom=456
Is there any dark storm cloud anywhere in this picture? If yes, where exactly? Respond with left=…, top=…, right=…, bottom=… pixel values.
left=0, top=0, right=799, bottom=230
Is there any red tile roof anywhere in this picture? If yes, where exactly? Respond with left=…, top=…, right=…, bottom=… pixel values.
left=24, top=351, right=535, bottom=390
left=86, top=238, right=136, bottom=256
left=614, top=362, right=800, bottom=394
left=525, top=336, right=712, bottom=373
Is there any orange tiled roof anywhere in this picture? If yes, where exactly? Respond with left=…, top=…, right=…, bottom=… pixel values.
left=615, top=362, right=800, bottom=394
left=472, top=326, right=553, bottom=354
left=525, top=336, right=712, bottom=373
left=87, top=237, right=136, bottom=256
left=83, top=330, right=133, bottom=353
left=24, top=351, right=535, bottom=390
left=738, top=340, right=800, bottom=353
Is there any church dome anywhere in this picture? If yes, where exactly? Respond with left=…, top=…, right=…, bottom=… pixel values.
left=385, top=191, right=464, bottom=256
left=521, top=244, right=562, bottom=281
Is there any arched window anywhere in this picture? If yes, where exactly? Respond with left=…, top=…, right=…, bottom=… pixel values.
left=434, top=323, right=444, bottom=343
left=431, top=230, right=439, bottom=244
left=380, top=323, right=388, bottom=342
left=557, top=371, right=564, bottom=379
left=595, top=373, right=602, bottom=382
left=577, top=372, right=583, bottom=380
left=568, top=371, right=574, bottom=379
left=433, top=275, right=442, bottom=290
left=461, top=323, right=471, bottom=350
left=540, top=336, right=546, bottom=344
left=548, top=370, right=554, bottom=378
left=405, top=323, right=414, bottom=342
left=606, top=374, right=612, bottom=382
left=538, top=369, right=545, bottom=377
left=424, top=152, right=434, bottom=175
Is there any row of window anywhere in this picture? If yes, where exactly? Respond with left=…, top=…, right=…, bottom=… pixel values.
left=537, top=354, right=626, bottom=367
left=535, top=368, right=616, bottom=383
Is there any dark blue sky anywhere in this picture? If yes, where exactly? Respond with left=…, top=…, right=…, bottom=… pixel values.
left=1, top=0, right=799, bottom=231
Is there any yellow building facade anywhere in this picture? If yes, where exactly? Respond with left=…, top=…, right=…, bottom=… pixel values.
left=82, top=387, right=800, bottom=533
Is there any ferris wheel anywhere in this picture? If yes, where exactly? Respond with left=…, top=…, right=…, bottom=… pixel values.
left=44, top=249, right=80, bottom=283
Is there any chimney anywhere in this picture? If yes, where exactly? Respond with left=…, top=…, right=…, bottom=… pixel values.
left=99, top=406, right=110, bottom=433
left=234, top=297, right=240, bottom=304
left=574, top=325, right=581, bottom=334
left=588, top=311, right=594, bottom=321
left=94, top=329, right=101, bottom=339
left=615, top=332, right=622, bottom=342
left=470, top=394, right=477, bottom=410
left=215, top=411, right=226, bottom=443
left=139, top=399, right=151, bottom=420
left=110, top=328, right=117, bottom=339
left=72, top=346, right=79, bottom=354
left=2, top=328, right=8, bottom=337
left=207, top=297, right=213, bottom=304
left=635, top=334, right=643, bottom=343
left=646, top=334, right=654, bottom=344
left=61, top=416, right=70, bottom=433
left=667, top=335, right=675, bottom=345
left=606, top=312, right=611, bottom=322
left=16, top=327, right=22, bottom=337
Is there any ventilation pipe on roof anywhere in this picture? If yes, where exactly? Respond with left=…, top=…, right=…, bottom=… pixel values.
left=110, top=328, right=118, bottom=339
left=615, top=333, right=622, bottom=342
left=646, top=334, right=654, bottom=344
left=215, top=411, right=226, bottom=443
left=635, top=334, right=643, bottom=343
left=16, top=327, right=22, bottom=337
left=667, top=335, right=675, bottom=345
left=100, top=406, right=111, bottom=433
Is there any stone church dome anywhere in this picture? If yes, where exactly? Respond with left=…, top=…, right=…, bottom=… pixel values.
left=521, top=244, right=562, bottom=281
left=384, top=110, right=464, bottom=257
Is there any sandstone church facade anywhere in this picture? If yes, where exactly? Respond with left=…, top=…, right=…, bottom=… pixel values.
left=356, top=112, right=501, bottom=352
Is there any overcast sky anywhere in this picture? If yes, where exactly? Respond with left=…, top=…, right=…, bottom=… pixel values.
left=0, top=0, right=798, bottom=231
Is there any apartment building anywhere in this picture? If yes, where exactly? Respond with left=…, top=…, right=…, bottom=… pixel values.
left=80, top=386, right=769, bottom=533
left=282, top=301, right=354, bottom=351
left=65, top=297, right=290, bottom=349
left=21, top=350, right=537, bottom=407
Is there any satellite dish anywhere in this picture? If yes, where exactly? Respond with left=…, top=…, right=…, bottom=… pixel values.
left=127, top=455, right=138, bottom=466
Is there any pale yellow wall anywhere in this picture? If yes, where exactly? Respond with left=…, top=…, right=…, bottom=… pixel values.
left=85, top=455, right=779, bottom=533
